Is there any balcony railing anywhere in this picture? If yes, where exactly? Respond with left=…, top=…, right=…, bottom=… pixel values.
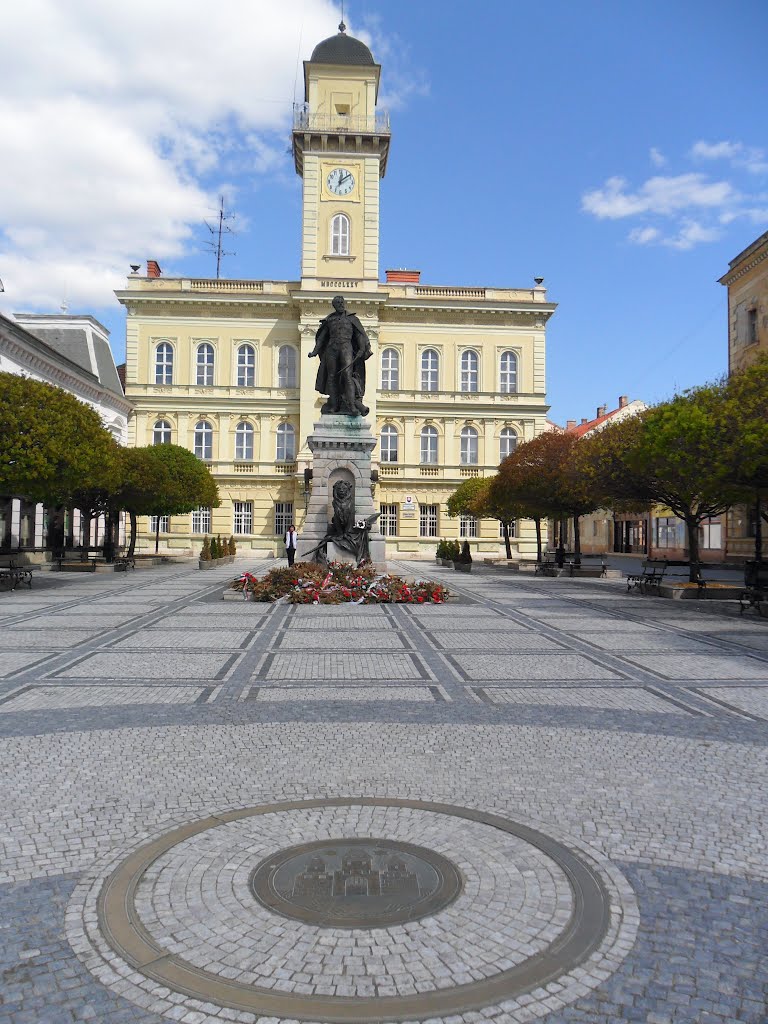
left=293, top=104, right=390, bottom=135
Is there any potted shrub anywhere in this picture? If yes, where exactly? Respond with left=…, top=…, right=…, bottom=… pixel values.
left=210, top=536, right=219, bottom=559
left=198, top=536, right=214, bottom=569
left=454, top=540, right=473, bottom=573
left=228, top=535, right=237, bottom=558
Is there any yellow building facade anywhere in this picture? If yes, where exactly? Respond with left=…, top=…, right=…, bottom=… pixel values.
left=120, top=25, right=555, bottom=559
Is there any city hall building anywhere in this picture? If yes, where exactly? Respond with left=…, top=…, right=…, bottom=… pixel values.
left=120, top=25, right=555, bottom=559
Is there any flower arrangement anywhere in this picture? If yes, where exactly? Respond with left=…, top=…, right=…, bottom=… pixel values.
left=230, top=561, right=449, bottom=604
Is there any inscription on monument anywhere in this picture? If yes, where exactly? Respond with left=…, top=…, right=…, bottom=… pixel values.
left=249, top=838, right=462, bottom=927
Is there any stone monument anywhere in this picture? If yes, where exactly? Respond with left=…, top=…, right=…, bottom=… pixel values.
left=296, top=296, right=385, bottom=566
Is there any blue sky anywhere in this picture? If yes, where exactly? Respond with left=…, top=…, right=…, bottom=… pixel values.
left=1, top=0, right=766, bottom=422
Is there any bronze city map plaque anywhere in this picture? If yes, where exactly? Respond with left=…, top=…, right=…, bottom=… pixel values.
left=249, top=837, right=463, bottom=927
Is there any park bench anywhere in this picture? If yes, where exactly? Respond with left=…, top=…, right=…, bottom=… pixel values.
left=114, top=553, right=136, bottom=572
left=0, top=559, right=34, bottom=590
left=627, top=559, right=706, bottom=596
left=739, top=561, right=768, bottom=617
left=535, top=559, right=559, bottom=576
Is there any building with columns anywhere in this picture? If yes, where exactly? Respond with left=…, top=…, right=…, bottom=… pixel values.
left=119, top=24, right=555, bottom=559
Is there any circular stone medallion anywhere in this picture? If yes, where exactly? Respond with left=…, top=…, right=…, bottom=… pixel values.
left=250, top=837, right=462, bottom=927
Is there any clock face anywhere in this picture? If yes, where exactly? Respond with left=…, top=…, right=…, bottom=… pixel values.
left=327, top=167, right=355, bottom=196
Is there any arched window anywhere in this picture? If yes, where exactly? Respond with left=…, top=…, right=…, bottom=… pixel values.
left=194, top=420, right=213, bottom=460
left=460, top=350, right=479, bottom=392
left=500, top=351, right=518, bottom=393
left=420, top=425, right=438, bottom=464
left=278, top=345, right=297, bottom=388
left=237, top=344, right=256, bottom=387
left=460, top=425, right=479, bottom=464
left=331, top=213, right=350, bottom=256
left=500, top=427, right=517, bottom=462
left=155, top=342, right=173, bottom=385
left=276, top=422, right=296, bottom=462
left=380, top=424, right=399, bottom=463
left=421, top=349, right=439, bottom=392
left=196, top=343, right=214, bottom=386
left=152, top=419, right=172, bottom=445
left=234, top=422, right=254, bottom=461
left=381, top=348, right=399, bottom=391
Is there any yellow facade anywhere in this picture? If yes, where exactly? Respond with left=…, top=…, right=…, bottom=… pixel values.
left=119, top=26, right=554, bottom=559
left=720, top=228, right=768, bottom=374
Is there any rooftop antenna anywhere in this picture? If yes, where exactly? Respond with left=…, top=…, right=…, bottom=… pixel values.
left=339, top=0, right=346, bottom=32
left=203, top=195, right=237, bottom=279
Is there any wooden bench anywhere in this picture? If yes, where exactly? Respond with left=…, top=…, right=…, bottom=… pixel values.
left=627, top=559, right=706, bottom=595
left=0, top=559, right=34, bottom=590
left=740, top=561, right=768, bottom=617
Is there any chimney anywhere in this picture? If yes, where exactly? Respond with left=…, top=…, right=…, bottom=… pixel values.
left=146, top=260, right=162, bottom=278
left=385, top=269, right=420, bottom=283
left=618, top=395, right=628, bottom=408
left=597, top=404, right=607, bottom=418
left=566, top=419, right=577, bottom=430
left=581, top=418, right=589, bottom=425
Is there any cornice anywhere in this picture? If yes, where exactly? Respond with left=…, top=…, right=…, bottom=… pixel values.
left=1, top=334, right=132, bottom=414
left=719, top=242, right=768, bottom=287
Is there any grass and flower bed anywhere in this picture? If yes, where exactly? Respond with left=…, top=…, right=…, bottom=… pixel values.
left=231, top=561, right=449, bottom=604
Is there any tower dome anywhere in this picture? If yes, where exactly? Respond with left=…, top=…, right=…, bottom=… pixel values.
left=309, top=23, right=375, bottom=66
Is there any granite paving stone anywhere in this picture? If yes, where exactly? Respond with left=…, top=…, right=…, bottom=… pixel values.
left=0, top=560, right=765, bottom=1024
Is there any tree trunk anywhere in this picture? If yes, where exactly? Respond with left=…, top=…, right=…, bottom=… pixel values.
left=573, top=515, right=581, bottom=568
left=534, top=517, right=543, bottom=562
left=755, top=491, right=763, bottom=564
left=155, top=519, right=160, bottom=554
left=127, top=510, right=137, bottom=558
left=81, top=511, right=91, bottom=554
left=684, top=514, right=702, bottom=582
left=502, top=521, right=512, bottom=559
left=556, top=518, right=565, bottom=568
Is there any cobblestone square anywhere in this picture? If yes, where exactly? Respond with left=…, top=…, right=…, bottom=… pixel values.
left=0, top=559, right=766, bottom=1024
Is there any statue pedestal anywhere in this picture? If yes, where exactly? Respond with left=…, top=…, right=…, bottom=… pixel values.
left=297, top=415, right=385, bottom=566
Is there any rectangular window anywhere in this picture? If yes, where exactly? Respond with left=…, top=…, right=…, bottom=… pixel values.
left=191, top=507, right=211, bottom=534
left=274, top=502, right=293, bottom=537
left=748, top=308, right=758, bottom=344
left=379, top=503, right=398, bottom=537
left=499, top=520, right=517, bottom=538
left=233, top=501, right=253, bottom=535
left=700, top=519, right=723, bottom=550
left=460, top=514, right=478, bottom=538
left=419, top=503, right=439, bottom=538
left=654, top=515, right=685, bottom=550
left=150, top=515, right=170, bottom=534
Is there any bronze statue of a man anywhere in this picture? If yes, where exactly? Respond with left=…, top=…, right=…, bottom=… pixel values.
left=308, top=295, right=372, bottom=416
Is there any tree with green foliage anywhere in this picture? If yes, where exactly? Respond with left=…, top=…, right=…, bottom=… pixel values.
left=114, top=444, right=220, bottom=556
left=578, top=385, right=743, bottom=580
left=0, top=371, right=121, bottom=553
left=446, top=476, right=527, bottom=559
left=719, top=354, right=768, bottom=561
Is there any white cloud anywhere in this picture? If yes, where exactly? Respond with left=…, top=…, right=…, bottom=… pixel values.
left=582, top=173, right=735, bottom=220
left=628, top=226, right=660, bottom=245
left=690, top=139, right=768, bottom=175
left=0, top=0, right=375, bottom=313
left=583, top=140, right=768, bottom=251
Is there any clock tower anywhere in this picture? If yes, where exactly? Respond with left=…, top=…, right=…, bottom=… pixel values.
left=292, top=23, right=390, bottom=289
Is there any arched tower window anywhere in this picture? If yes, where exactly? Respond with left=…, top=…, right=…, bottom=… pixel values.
left=276, top=423, right=296, bottom=461
left=278, top=345, right=297, bottom=388
left=421, top=349, right=439, bottom=392
left=500, top=351, right=518, bottom=393
left=154, top=342, right=173, bottom=385
left=194, top=420, right=213, bottom=460
left=234, top=422, right=254, bottom=461
left=420, top=425, right=438, bottom=464
left=196, top=343, right=214, bottom=386
left=237, top=344, right=256, bottom=387
left=381, top=348, right=399, bottom=391
left=152, top=419, right=172, bottom=445
left=500, top=427, right=518, bottom=462
left=380, top=424, right=399, bottom=463
left=460, top=425, right=479, bottom=464
left=331, top=213, right=350, bottom=256
left=460, top=350, right=479, bottom=393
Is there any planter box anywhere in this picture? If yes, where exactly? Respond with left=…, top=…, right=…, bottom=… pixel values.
left=453, top=561, right=472, bottom=573
left=198, top=555, right=235, bottom=569
left=440, top=558, right=454, bottom=567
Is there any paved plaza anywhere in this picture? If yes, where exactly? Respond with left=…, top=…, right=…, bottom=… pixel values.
left=1, top=559, right=766, bottom=1023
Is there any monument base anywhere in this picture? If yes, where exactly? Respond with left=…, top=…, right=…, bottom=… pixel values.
left=297, top=415, right=386, bottom=566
